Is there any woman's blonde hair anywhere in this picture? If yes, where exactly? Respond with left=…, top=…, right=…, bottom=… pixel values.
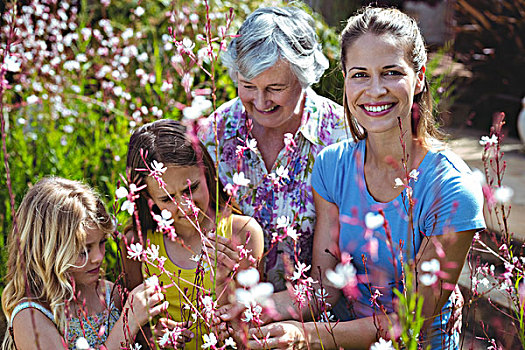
left=1, top=177, right=114, bottom=348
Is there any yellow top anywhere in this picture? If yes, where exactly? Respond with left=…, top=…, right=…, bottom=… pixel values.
left=145, top=215, right=233, bottom=349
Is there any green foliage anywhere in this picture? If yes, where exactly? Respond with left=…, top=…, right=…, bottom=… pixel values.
left=0, top=0, right=340, bottom=290
left=392, top=267, right=427, bottom=350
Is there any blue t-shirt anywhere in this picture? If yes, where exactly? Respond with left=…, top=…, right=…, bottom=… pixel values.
left=312, top=139, right=485, bottom=348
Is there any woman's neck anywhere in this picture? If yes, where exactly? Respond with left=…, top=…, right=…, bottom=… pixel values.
left=365, top=129, right=424, bottom=171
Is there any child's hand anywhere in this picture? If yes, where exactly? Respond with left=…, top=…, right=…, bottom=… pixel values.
left=154, top=318, right=194, bottom=348
left=124, top=278, right=169, bottom=333
left=204, top=233, right=240, bottom=283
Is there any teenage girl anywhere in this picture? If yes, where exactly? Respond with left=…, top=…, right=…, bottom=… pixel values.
left=124, top=119, right=264, bottom=348
left=1, top=177, right=167, bottom=349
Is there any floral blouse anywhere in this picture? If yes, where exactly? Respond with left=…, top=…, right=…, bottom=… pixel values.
left=199, top=88, right=348, bottom=291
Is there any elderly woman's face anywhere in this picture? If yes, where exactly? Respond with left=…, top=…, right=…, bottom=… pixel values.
left=237, top=60, right=304, bottom=131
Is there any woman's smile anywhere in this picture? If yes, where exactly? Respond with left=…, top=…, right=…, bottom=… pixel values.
left=360, top=102, right=396, bottom=117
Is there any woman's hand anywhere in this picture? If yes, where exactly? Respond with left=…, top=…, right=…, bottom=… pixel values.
left=124, top=279, right=169, bottom=334
left=247, top=321, right=310, bottom=350
left=154, top=318, right=194, bottom=349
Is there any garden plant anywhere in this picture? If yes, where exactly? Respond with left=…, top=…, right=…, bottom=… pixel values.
left=0, top=0, right=523, bottom=349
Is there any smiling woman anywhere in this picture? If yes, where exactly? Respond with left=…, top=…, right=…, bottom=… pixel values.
left=199, top=5, right=348, bottom=293
left=249, top=7, right=486, bottom=350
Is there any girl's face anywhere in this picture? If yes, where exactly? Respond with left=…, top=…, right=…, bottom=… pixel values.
left=69, top=227, right=107, bottom=287
left=343, top=33, right=424, bottom=136
left=145, top=165, right=210, bottom=230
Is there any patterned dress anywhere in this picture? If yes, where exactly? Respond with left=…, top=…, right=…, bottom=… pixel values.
left=199, top=88, right=348, bottom=291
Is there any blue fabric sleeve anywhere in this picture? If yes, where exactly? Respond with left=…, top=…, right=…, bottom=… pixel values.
left=421, top=152, right=486, bottom=236
left=311, top=144, right=337, bottom=204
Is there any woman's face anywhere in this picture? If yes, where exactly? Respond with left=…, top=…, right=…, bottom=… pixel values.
left=145, top=165, right=210, bottom=230
left=237, top=59, right=304, bottom=131
left=343, top=33, right=424, bottom=136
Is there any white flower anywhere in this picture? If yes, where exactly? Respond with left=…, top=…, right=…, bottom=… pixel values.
left=182, top=37, right=195, bottom=51
left=151, top=160, right=167, bottom=175
left=183, top=105, right=201, bottom=120
left=75, top=53, right=87, bottom=62
left=286, top=226, right=299, bottom=241
left=326, top=262, right=356, bottom=289
left=394, top=178, right=404, bottom=188
left=190, top=254, right=201, bottom=262
left=276, top=216, right=290, bottom=229
left=121, top=28, right=134, bottom=41
left=145, top=275, right=159, bottom=288
left=121, top=199, right=135, bottom=215
left=291, top=262, right=311, bottom=281
left=137, top=52, right=148, bottom=62
left=4, top=55, right=21, bottom=72
left=224, top=336, right=237, bottom=349
left=421, top=258, right=440, bottom=273
left=409, top=169, right=419, bottom=181
left=223, top=183, right=235, bottom=196
left=132, top=344, right=142, bottom=350
left=154, top=209, right=174, bottom=228
left=63, top=60, right=80, bottom=71
left=275, top=166, right=289, bottom=180
left=246, top=138, right=257, bottom=152
left=232, top=172, right=250, bottom=187
left=116, top=186, right=129, bottom=199
left=145, top=244, right=160, bottom=261
left=494, top=186, right=514, bottom=203
left=472, top=168, right=486, bottom=185
left=75, top=337, right=90, bottom=350
left=364, top=212, right=384, bottom=230
left=158, top=327, right=182, bottom=347
left=419, top=273, right=438, bottom=286
left=201, top=333, right=217, bottom=349
left=237, top=267, right=259, bottom=287
left=134, top=6, right=145, bottom=16
left=370, top=338, right=394, bottom=350
left=127, top=243, right=143, bottom=261
left=26, top=95, right=39, bottom=104
left=479, top=135, right=498, bottom=146
left=419, top=258, right=440, bottom=286
left=235, top=282, right=274, bottom=308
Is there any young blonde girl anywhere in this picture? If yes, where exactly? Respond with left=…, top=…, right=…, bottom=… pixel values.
left=1, top=177, right=167, bottom=349
left=123, top=119, right=264, bottom=348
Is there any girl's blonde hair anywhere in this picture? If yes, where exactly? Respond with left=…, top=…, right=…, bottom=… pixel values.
left=1, top=177, right=114, bottom=348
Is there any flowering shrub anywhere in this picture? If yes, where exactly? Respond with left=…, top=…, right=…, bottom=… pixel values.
left=1, top=0, right=522, bottom=349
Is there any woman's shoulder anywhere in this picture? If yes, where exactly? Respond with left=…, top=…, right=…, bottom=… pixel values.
left=317, top=138, right=361, bottom=161
left=425, top=145, right=476, bottom=178
left=420, top=146, right=484, bottom=204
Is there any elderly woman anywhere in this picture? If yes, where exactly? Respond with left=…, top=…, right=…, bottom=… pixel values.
left=199, top=6, right=347, bottom=292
